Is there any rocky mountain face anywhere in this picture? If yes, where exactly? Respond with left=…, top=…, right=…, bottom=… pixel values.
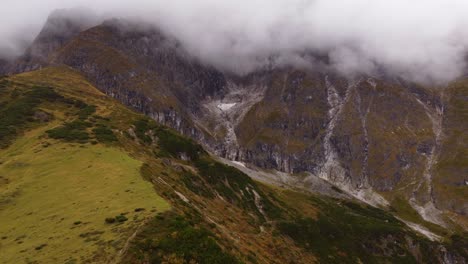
left=3, top=14, right=467, bottom=231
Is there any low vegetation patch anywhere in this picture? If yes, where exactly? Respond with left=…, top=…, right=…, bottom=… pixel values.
left=47, top=120, right=91, bottom=142
left=277, top=197, right=431, bottom=263
left=194, top=157, right=282, bottom=220
left=0, top=86, right=63, bottom=147
left=77, top=105, right=96, bottom=120
left=134, top=118, right=205, bottom=159
left=123, top=212, right=241, bottom=264
left=115, top=214, right=129, bottom=223
left=93, top=125, right=117, bottom=143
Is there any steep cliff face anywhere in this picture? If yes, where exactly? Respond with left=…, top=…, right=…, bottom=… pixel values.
left=8, top=16, right=467, bottom=229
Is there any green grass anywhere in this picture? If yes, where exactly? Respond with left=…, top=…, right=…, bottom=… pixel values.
left=0, top=124, right=170, bottom=263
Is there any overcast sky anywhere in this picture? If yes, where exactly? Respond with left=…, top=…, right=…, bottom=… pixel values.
left=1, top=0, right=468, bottom=83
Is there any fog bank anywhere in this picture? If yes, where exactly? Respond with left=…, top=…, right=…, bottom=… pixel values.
left=1, top=0, right=468, bottom=83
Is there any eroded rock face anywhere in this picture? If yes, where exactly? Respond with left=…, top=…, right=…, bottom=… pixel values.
left=9, top=16, right=468, bottom=222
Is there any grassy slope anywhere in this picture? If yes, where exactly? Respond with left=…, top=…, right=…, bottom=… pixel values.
left=0, top=67, right=170, bottom=263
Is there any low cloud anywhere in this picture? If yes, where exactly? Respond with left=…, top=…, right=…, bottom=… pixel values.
left=1, top=0, right=468, bottom=83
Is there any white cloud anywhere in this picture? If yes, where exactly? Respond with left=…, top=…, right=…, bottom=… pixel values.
left=1, top=0, right=468, bottom=83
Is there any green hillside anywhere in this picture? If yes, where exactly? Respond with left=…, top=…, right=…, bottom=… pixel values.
left=0, top=68, right=170, bottom=263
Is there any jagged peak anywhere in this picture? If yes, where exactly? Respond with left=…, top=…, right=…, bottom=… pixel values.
left=39, top=7, right=100, bottom=38
left=28, top=7, right=100, bottom=59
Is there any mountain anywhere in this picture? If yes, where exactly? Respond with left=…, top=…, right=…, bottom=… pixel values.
left=0, top=64, right=466, bottom=264
left=7, top=8, right=99, bottom=74
left=0, top=10, right=467, bottom=263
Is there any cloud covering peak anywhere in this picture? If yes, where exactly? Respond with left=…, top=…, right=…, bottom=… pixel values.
left=1, top=0, right=468, bottom=83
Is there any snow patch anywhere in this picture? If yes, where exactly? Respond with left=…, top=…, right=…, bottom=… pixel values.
left=201, top=81, right=267, bottom=160
left=217, top=103, right=237, bottom=111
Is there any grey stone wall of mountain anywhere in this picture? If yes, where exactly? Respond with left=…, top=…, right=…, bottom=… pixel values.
left=3, top=14, right=467, bottom=228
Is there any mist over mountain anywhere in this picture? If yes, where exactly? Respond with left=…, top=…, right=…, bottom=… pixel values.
left=1, top=0, right=468, bottom=84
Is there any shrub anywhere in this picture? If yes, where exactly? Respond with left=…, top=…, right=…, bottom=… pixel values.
left=92, top=126, right=117, bottom=143
left=77, top=105, right=96, bottom=120
left=134, top=119, right=156, bottom=143
left=277, top=198, right=415, bottom=263
left=127, top=212, right=240, bottom=264
left=35, top=244, right=47, bottom=250
left=133, top=118, right=205, bottom=159
left=155, top=128, right=204, bottom=160
left=0, top=86, right=62, bottom=147
left=105, top=217, right=116, bottom=224
left=115, top=215, right=128, bottom=223
left=46, top=120, right=91, bottom=142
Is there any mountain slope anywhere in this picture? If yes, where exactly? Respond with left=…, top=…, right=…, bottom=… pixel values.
left=0, top=67, right=170, bottom=263
left=15, top=16, right=466, bottom=230
left=0, top=67, right=466, bottom=263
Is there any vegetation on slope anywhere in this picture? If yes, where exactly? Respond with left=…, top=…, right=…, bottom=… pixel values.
left=0, top=85, right=62, bottom=148
left=133, top=117, right=283, bottom=222
left=0, top=68, right=170, bottom=263
left=1, top=67, right=466, bottom=264
left=275, top=189, right=468, bottom=263
left=278, top=196, right=417, bottom=263
left=128, top=114, right=468, bottom=263
left=122, top=211, right=240, bottom=264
